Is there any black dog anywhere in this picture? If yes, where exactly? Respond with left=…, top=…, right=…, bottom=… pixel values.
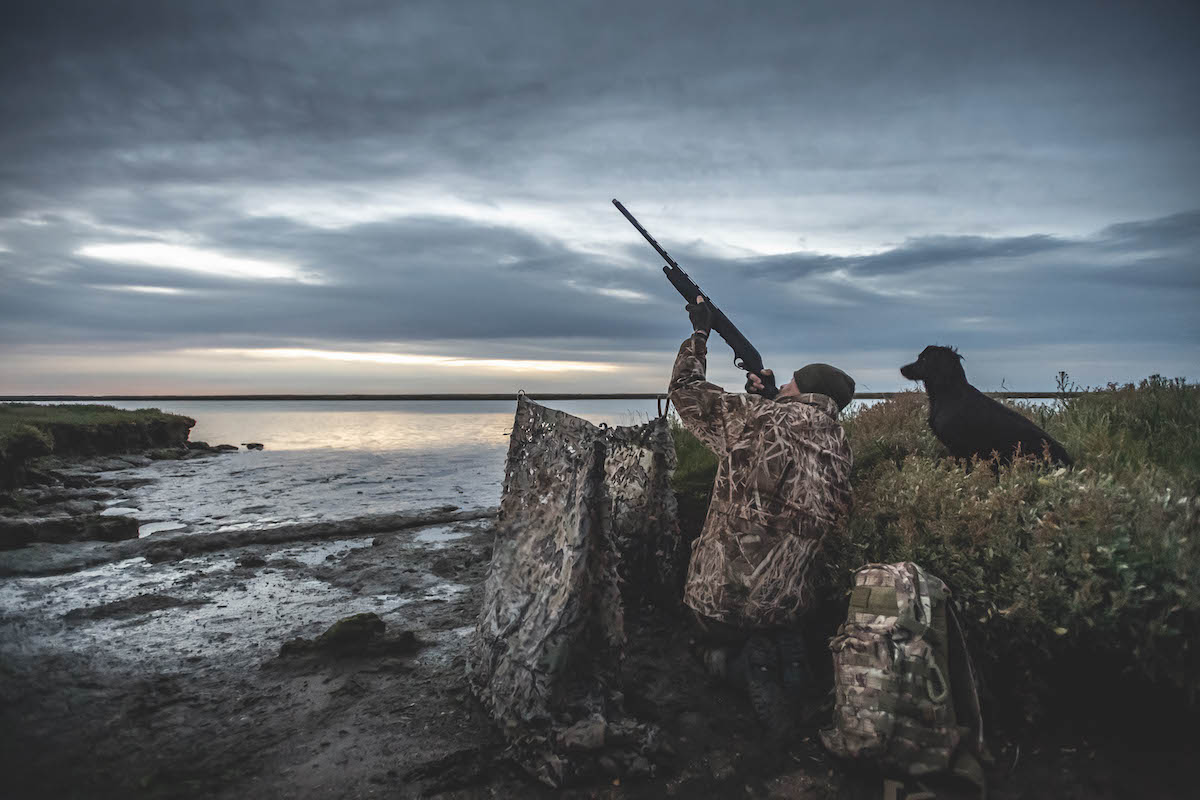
left=900, top=345, right=1072, bottom=466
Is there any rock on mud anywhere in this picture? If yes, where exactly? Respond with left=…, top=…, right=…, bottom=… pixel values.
left=145, top=448, right=188, bottom=460
left=0, top=513, right=138, bottom=549
left=277, top=612, right=420, bottom=660
left=64, top=593, right=211, bottom=621
left=560, top=715, right=607, bottom=751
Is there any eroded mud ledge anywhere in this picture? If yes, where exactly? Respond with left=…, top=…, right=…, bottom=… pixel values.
left=0, top=506, right=499, bottom=577
left=0, top=403, right=197, bottom=489
left=0, top=512, right=509, bottom=799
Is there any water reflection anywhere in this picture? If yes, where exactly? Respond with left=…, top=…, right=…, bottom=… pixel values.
left=44, top=398, right=911, bottom=452
left=90, top=400, right=663, bottom=452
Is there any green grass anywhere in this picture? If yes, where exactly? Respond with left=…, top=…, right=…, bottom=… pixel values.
left=670, top=377, right=1200, bottom=724
left=669, top=415, right=720, bottom=550
left=0, top=402, right=186, bottom=427
left=1029, top=375, right=1200, bottom=484
left=669, top=414, right=720, bottom=498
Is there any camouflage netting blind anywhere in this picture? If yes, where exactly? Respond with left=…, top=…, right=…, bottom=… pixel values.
left=467, top=396, right=681, bottom=786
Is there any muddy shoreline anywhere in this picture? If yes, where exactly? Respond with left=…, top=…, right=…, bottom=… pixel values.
left=0, top=454, right=1191, bottom=798
left=1, top=448, right=234, bottom=551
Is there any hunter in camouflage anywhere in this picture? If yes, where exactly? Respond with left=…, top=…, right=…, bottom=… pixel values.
left=669, top=329, right=854, bottom=630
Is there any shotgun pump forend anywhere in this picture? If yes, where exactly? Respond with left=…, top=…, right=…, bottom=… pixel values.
left=612, top=198, right=779, bottom=399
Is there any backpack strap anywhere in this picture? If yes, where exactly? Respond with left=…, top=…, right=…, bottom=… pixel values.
left=946, top=602, right=986, bottom=757
left=950, top=750, right=987, bottom=798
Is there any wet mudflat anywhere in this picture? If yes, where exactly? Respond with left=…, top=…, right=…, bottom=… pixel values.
left=0, top=457, right=1189, bottom=799
left=3, top=515, right=1189, bottom=800
left=0, top=509, right=837, bottom=800
left=1, top=517, right=501, bottom=800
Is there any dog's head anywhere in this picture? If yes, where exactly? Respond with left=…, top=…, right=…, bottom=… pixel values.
left=900, top=345, right=966, bottom=385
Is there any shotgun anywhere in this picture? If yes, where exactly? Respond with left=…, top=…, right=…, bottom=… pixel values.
left=612, top=199, right=778, bottom=399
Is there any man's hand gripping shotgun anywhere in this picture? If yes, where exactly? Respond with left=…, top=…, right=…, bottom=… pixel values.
left=612, top=199, right=779, bottom=399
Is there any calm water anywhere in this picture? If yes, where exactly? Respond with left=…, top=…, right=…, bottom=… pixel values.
left=35, top=396, right=1042, bottom=537
left=47, top=400, right=663, bottom=536
left=90, top=399, right=664, bottom=451
left=25, top=394, right=1053, bottom=541
left=42, top=397, right=946, bottom=536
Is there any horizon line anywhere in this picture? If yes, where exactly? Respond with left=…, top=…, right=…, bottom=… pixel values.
left=0, top=391, right=1081, bottom=401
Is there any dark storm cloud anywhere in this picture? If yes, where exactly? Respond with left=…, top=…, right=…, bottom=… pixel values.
left=736, top=234, right=1070, bottom=282
left=1, top=0, right=1198, bottom=390
left=0, top=212, right=676, bottom=348
left=4, top=1, right=1198, bottom=199
left=2, top=207, right=1194, bottom=359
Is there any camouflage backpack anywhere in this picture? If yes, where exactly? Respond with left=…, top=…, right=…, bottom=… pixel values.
left=820, top=563, right=986, bottom=787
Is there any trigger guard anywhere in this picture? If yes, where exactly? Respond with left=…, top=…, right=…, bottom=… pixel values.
left=734, top=357, right=746, bottom=370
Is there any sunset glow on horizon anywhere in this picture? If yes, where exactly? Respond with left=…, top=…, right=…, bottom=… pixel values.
left=198, top=347, right=619, bottom=373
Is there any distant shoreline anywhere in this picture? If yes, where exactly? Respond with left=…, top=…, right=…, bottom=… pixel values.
left=2, top=392, right=1080, bottom=402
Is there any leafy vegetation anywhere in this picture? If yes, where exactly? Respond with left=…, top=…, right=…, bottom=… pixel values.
left=671, top=377, right=1200, bottom=724
left=669, top=415, right=720, bottom=550
left=1028, top=375, right=1200, bottom=484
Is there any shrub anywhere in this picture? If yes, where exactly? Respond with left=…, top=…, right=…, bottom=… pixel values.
left=1039, top=375, right=1200, bottom=484
left=824, top=455, right=1199, bottom=723
left=0, top=423, right=54, bottom=461
left=0, top=422, right=55, bottom=490
left=671, top=378, right=1200, bottom=725
left=841, top=391, right=943, bottom=480
left=669, top=415, right=718, bottom=546
left=669, top=415, right=718, bottom=497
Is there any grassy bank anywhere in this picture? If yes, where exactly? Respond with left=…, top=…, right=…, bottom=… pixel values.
left=0, top=403, right=195, bottom=487
left=671, top=377, right=1200, bottom=726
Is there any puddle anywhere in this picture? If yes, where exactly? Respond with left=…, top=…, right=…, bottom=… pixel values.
left=411, top=525, right=472, bottom=547
left=271, top=539, right=372, bottom=566
left=387, top=580, right=466, bottom=609
left=213, top=519, right=289, bottom=532
left=139, top=521, right=187, bottom=537
left=366, top=593, right=409, bottom=607
left=100, top=507, right=140, bottom=517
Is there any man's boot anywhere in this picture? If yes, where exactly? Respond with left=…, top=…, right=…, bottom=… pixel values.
left=775, top=628, right=817, bottom=722
left=701, top=645, right=730, bottom=681
left=732, top=634, right=792, bottom=739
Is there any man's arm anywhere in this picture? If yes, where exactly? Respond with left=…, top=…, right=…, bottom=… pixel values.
left=669, top=330, right=731, bottom=455
left=613, top=199, right=778, bottom=398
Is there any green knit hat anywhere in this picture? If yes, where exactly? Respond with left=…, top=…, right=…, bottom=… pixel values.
left=793, top=363, right=856, bottom=411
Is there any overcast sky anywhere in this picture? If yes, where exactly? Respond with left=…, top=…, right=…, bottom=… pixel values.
left=1, top=0, right=1197, bottom=395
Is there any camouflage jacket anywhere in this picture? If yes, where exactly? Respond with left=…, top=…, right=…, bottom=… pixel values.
left=669, top=332, right=853, bottom=628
